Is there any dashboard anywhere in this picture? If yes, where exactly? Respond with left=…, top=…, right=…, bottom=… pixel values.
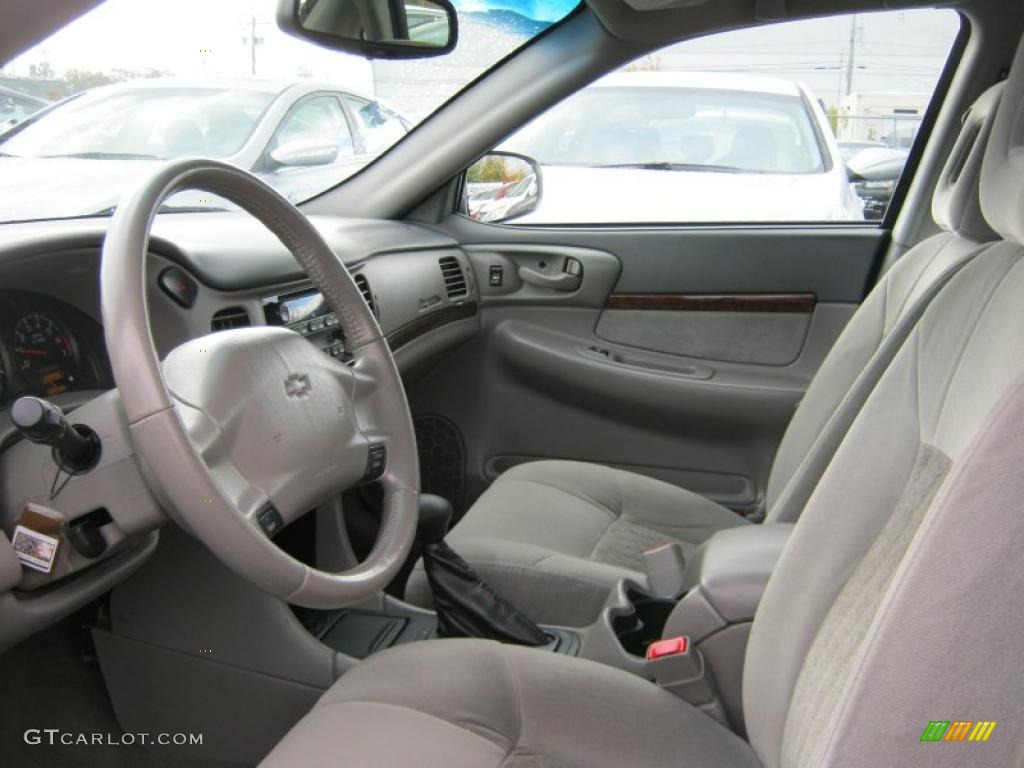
left=0, top=210, right=485, bottom=652
left=0, top=291, right=111, bottom=407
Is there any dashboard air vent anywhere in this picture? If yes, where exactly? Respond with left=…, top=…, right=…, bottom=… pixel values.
left=439, top=256, right=467, bottom=299
left=354, top=273, right=377, bottom=316
left=211, top=306, right=251, bottom=332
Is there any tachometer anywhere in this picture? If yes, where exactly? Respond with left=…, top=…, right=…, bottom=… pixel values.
left=12, top=313, right=78, bottom=396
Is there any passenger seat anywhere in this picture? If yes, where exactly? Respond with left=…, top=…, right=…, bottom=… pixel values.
left=406, top=82, right=1005, bottom=627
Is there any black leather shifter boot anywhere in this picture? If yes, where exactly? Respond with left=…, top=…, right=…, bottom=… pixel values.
left=418, top=496, right=547, bottom=646
left=424, top=540, right=549, bottom=646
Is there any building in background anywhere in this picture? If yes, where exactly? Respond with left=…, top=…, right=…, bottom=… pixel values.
left=837, top=91, right=929, bottom=148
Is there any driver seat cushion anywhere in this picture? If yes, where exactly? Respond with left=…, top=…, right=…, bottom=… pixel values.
left=259, top=638, right=762, bottom=768
left=406, top=460, right=749, bottom=626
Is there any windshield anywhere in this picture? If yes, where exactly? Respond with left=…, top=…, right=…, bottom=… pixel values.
left=505, top=80, right=828, bottom=174
left=0, top=0, right=578, bottom=223
left=1, top=87, right=276, bottom=160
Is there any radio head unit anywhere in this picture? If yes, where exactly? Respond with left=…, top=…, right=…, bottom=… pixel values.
left=262, top=287, right=346, bottom=359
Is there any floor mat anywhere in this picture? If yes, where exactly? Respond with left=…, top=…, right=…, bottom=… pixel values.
left=0, top=609, right=234, bottom=768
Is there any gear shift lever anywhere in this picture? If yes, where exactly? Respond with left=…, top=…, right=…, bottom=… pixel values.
left=405, top=494, right=547, bottom=647
left=387, top=494, right=453, bottom=598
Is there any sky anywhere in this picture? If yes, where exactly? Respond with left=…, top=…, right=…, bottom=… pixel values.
left=2, top=1, right=961, bottom=118
left=657, top=9, right=961, bottom=108
left=2, top=0, right=376, bottom=92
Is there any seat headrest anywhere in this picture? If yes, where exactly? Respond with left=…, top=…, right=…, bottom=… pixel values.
left=981, top=37, right=1024, bottom=244
left=931, top=81, right=1003, bottom=242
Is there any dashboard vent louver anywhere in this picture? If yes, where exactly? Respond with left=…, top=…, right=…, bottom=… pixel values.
left=439, top=256, right=467, bottom=300
left=211, top=306, right=251, bottom=332
left=354, top=273, right=377, bottom=317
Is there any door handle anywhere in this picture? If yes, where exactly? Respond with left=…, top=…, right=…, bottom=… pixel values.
left=518, top=257, right=583, bottom=291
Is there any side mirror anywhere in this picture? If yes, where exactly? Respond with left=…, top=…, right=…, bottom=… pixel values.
left=270, top=140, right=340, bottom=168
left=465, top=152, right=542, bottom=224
left=277, top=0, right=457, bottom=59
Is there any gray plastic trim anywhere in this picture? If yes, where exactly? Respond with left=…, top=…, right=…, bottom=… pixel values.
left=673, top=523, right=794, bottom=627
left=0, top=390, right=165, bottom=589
left=94, top=629, right=323, bottom=765
left=448, top=217, right=884, bottom=304
left=0, top=533, right=18, bottom=593
left=0, top=531, right=157, bottom=654
left=463, top=244, right=621, bottom=308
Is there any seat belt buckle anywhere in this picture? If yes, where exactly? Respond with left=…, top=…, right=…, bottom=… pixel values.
left=646, top=635, right=689, bottom=661
left=646, top=634, right=717, bottom=708
left=642, top=542, right=686, bottom=599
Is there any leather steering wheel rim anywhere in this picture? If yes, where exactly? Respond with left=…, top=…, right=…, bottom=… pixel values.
left=100, top=158, right=419, bottom=608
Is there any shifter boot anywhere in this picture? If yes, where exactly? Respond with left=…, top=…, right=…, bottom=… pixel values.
left=423, top=540, right=548, bottom=646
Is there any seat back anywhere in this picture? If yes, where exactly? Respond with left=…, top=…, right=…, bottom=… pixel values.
left=765, top=83, right=1003, bottom=525
left=743, top=55, right=1024, bottom=768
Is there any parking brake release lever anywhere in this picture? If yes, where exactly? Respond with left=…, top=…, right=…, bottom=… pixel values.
left=11, top=396, right=101, bottom=474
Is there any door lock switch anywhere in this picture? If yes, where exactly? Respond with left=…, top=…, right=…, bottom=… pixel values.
left=488, top=265, right=504, bottom=287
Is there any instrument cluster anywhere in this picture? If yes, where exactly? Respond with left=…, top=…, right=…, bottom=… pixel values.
left=0, top=292, right=110, bottom=408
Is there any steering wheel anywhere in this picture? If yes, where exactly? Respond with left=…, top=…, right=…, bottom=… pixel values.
left=100, top=158, right=419, bottom=608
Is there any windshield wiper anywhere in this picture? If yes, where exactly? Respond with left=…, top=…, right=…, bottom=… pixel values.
left=39, top=151, right=164, bottom=160
left=593, top=162, right=745, bottom=173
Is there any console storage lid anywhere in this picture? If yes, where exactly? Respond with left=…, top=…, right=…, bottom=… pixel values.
left=665, top=523, right=794, bottom=641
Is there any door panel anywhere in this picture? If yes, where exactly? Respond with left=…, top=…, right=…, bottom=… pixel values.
left=403, top=217, right=886, bottom=520
left=598, top=292, right=816, bottom=365
left=596, top=307, right=811, bottom=366
left=407, top=222, right=876, bottom=515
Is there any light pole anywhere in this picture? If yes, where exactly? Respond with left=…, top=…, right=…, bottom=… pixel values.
left=241, top=17, right=265, bottom=76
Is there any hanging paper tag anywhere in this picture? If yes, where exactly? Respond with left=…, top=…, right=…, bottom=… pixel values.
left=10, top=525, right=60, bottom=573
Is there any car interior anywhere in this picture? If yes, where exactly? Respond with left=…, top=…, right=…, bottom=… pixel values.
left=1, top=0, right=1023, bottom=765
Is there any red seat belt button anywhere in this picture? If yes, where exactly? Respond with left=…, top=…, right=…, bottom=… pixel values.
left=646, top=635, right=689, bottom=661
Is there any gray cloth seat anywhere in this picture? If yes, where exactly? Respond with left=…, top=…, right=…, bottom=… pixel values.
left=407, top=83, right=1004, bottom=626
left=263, top=59, right=1024, bottom=767
left=263, top=638, right=763, bottom=768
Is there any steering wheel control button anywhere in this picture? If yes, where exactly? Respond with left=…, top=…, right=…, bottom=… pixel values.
left=157, top=267, right=199, bottom=308
left=257, top=504, right=285, bottom=538
left=646, top=635, right=689, bottom=661
left=363, top=444, right=387, bottom=482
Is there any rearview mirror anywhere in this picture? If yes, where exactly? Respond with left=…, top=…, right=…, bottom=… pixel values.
left=277, top=0, right=457, bottom=59
left=465, top=152, right=542, bottom=224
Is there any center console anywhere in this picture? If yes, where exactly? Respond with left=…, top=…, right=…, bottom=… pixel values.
left=296, top=597, right=581, bottom=659
left=580, top=524, right=794, bottom=733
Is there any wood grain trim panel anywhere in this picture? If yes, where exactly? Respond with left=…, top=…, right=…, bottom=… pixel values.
left=386, top=302, right=478, bottom=350
left=605, top=293, right=816, bottom=314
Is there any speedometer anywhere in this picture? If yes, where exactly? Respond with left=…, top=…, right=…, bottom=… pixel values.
left=12, top=313, right=78, bottom=396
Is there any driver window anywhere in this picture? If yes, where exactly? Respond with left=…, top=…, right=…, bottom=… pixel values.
left=273, top=94, right=355, bottom=158
left=472, top=9, right=961, bottom=226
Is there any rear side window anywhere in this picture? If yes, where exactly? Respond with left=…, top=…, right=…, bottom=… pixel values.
left=470, top=9, right=961, bottom=226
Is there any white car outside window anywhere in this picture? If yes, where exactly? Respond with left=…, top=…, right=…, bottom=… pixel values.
left=498, top=71, right=864, bottom=224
